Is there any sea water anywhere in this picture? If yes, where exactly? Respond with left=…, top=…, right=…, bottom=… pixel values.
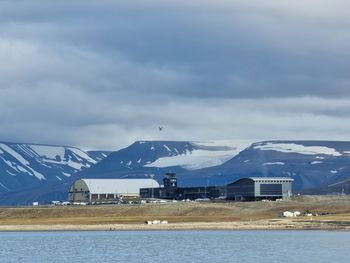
left=0, top=230, right=349, bottom=263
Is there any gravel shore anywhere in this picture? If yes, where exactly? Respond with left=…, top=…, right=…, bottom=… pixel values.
left=0, top=218, right=349, bottom=232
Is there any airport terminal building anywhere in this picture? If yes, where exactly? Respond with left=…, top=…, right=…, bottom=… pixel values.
left=140, top=174, right=293, bottom=201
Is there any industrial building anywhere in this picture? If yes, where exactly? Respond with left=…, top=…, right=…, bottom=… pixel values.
left=68, top=178, right=160, bottom=203
left=226, top=177, right=293, bottom=201
left=140, top=174, right=293, bottom=201
left=140, top=173, right=226, bottom=200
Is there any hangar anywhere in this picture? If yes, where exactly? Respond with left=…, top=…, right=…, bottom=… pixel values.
left=68, top=178, right=160, bottom=203
left=226, top=177, right=293, bottom=201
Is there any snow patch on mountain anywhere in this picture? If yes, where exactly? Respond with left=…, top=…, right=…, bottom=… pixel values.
left=254, top=142, right=342, bottom=156
left=0, top=143, right=46, bottom=180
left=0, top=182, right=9, bottom=191
left=316, top=156, right=325, bottom=159
left=263, top=162, right=285, bottom=166
left=69, top=148, right=97, bottom=164
left=194, top=140, right=251, bottom=153
left=28, top=144, right=97, bottom=170
left=30, top=145, right=66, bottom=159
left=0, top=141, right=109, bottom=192
left=163, top=145, right=172, bottom=152
left=144, top=140, right=252, bottom=170
left=144, top=149, right=228, bottom=170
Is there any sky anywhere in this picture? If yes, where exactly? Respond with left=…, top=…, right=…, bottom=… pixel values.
left=1, top=0, right=350, bottom=150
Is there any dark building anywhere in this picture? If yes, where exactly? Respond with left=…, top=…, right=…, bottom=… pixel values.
left=163, top=172, right=177, bottom=188
left=139, top=173, right=178, bottom=199
left=177, top=186, right=226, bottom=200
left=140, top=174, right=293, bottom=201
left=162, top=172, right=177, bottom=198
left=226, top=177, right=293, bottom=201
left=140, top=173, right=225, bottom=200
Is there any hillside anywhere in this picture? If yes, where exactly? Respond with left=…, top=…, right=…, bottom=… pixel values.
left=75, top=140, right=250, bottom=180
left=0, top=141, right=110, bottom=194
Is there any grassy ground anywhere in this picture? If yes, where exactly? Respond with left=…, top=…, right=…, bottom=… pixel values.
left=0, top=195, right=349, bottom=226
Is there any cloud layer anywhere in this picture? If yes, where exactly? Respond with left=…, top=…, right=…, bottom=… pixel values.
left=0, top=0, right=350, bottom=150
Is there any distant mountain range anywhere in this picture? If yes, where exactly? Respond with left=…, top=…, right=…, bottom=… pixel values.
left=180, top=141, right=350, bottom=193
left=0, top=141, right=110, bottom=194
left=0, top=140, right=349, bottom=205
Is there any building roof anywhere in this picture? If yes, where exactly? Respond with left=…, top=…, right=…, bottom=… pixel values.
left=248, top=177, right=294, bottom=182
left=78, top=179, right=160, bottom=195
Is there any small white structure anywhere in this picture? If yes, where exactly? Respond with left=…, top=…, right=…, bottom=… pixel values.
left=305, top=213, right=313, bottom=217
left=282, top=211, right=295, bottom=217
left=32, top=202, right=39, bottom=206
left=68, top=178, right=160, bottom=203
left=280, top=211, right=301, bottom=218
left=145, top=220, right=168, bottom=225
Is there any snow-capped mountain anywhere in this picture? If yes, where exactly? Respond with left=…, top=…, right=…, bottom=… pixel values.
left=2, top=139, right=350, bottom=205
left=0, top=140, right=249, bottom=205
left=0, top=141, right=110, bottom=193
left=182, top=140, right=350, bottom=192
left=75, top=140, right=251, bottom=180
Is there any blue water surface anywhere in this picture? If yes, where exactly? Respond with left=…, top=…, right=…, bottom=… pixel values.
left=0, top=230, right=349, bottom=263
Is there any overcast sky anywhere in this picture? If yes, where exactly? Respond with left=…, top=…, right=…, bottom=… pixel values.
left=1, top=0, right=350, bottom=150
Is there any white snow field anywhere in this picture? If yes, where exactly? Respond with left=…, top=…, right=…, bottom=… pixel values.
left=144, top=140, right=253, bottom=170
left=254, top=142, right=342, bottom=156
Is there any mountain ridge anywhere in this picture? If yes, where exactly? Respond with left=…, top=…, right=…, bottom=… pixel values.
left=1, top=139, right=350, bottom=205
left=0, top=141, right=111, bottom=194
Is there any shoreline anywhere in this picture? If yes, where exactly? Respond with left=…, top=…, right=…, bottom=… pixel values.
left=1, top=219, right=349, bottom=232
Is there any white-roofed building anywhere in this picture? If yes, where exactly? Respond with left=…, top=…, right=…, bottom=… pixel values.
left=68, top=178, right=160, bottom=203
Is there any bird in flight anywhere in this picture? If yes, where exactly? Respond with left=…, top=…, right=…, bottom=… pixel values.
left=158, top=126, right=163, bottom=131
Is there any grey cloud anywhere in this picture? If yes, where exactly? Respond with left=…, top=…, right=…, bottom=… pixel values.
left=0, top=1, right=350, bottom=149
left=1, top=1, right=349, bottom=99
left=1, top=95, right=350, bottom=150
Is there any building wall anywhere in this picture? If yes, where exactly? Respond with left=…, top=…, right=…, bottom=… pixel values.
left=226, top=178, right=255, bottom=200
left=282, top=181, right=293, bottom=198
left=68, top=180, right=90, bottom=202
left=140, top=188, right=167, bottom=199
left=140, top=186, right=226, bottom=200
left=227, top=178, right=293, bottom=200
left=259, top=184, right=282, bottom=195
left=255, top=182, right=282, bottom=197
left=254, top=180, right=292, bottom=199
